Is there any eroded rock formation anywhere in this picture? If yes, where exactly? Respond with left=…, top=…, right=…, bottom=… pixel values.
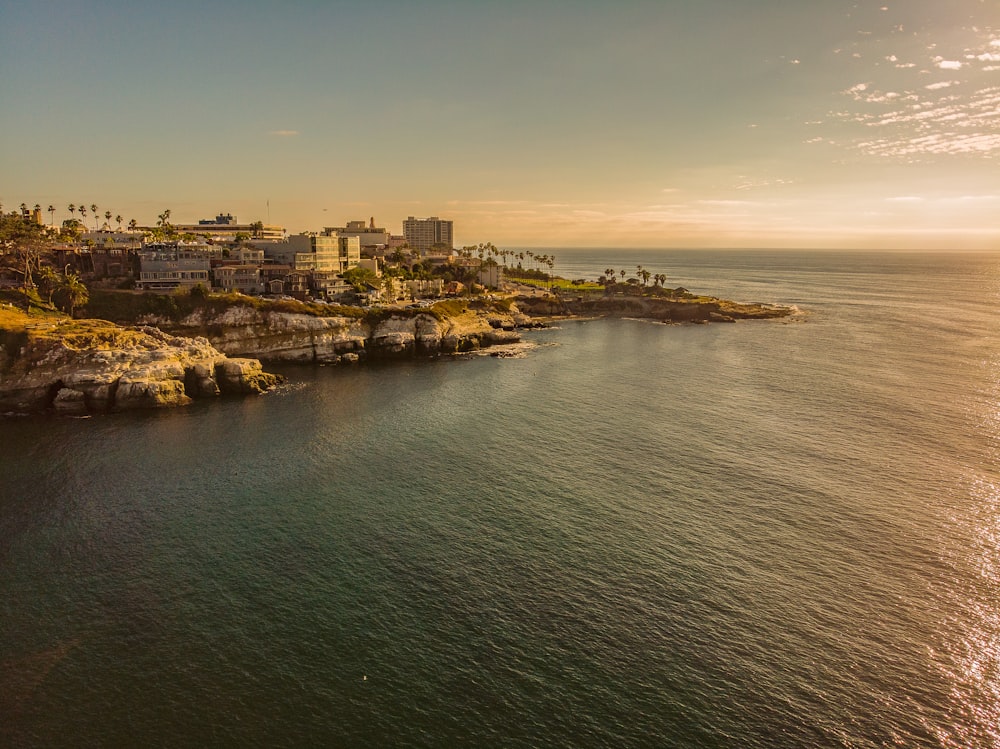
left=0, top=320, right=281, bottom=414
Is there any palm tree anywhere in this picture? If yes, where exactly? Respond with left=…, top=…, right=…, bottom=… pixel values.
left=640, top=268, right=651, bottom=287
left=78, top=205, right=87, bottom=226
left=90, top=204, right=98, bottom=230
left=104, top=210, right=112, bottom=230
left=53, top=272, right=89, bottom=317
left=48, top=205, right=55, bottom=226
left=68, top=203, right=76, bottom=222
left=128, top=218, right=137, bottom=231
left=115, top=214, right=123, bottom=230
left=36, top=265, right=61, bottom=305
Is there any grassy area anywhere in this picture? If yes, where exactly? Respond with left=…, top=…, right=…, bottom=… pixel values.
left=505, top=273, right=602, bottom=291
left=0, top=287, right=64, bottom=322
left=0, top=289, right=152, bottom=363
left=83, top=289, right=369, bottom=325
left=429, top=299, right=469, bottom=318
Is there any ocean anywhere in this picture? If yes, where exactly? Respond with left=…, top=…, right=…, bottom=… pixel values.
left=2, top=249, right=999, bottom=748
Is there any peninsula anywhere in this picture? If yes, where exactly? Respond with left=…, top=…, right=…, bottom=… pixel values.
left=0, top=206, right=794, bottom=415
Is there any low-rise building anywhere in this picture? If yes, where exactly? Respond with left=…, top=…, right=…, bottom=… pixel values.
left=324, top=218, right=391, bottom=249
left=174, top=213, right=285, bottom=241
left=138, top=247, right=211, bottom=291
left=312, top=271, right=353, bottom=301
left=213, top=265, right=262, bottom=295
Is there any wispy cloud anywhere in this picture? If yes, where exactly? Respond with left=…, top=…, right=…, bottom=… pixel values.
left=824, top=24, right=1000, bottom=160
left=269, top=130, right=300, bottom=137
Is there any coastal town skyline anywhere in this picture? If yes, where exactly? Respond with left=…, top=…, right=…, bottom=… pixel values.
left=2, top=0, right=999, bottom=249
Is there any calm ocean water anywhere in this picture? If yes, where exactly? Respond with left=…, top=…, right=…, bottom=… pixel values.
left=2, top=249, right=999, bottom=748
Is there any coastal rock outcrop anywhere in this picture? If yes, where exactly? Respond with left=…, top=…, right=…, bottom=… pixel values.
left=143, top=303, right=525, bottom=363
left=548, top=293, right=794, bottom=323
left=0, top=317, right=281, bottom=414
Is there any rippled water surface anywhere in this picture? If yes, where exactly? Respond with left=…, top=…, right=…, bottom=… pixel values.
left=3, top=250, right=999, bottom=747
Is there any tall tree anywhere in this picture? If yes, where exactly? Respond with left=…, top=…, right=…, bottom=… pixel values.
left=35, top=265, right=60, bottom=305
left=90, top=204, right=98, bottom=230
left=48, top=204, right=55, bottom=226
left=53, top=272, right=89, bottom=317
left=104, top=210, right=112, bottom=229
left=115, top=214, right=123, bottom=230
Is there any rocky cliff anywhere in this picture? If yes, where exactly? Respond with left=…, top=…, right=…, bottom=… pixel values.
left=141, top=303, right=526, bottom=364
left=0, top=313, right=281, bottom=415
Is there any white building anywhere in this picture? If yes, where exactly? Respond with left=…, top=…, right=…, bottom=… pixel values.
left=324, top=219, right=391, bottom=249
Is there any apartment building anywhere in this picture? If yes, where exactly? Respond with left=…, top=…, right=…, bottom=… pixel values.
left=402, top=216, right=453, bottom=252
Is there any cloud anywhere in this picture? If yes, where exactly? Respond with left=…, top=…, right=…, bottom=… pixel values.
left=934, top=58, right=963, bottom=70
left=269, top=130, right=300, bottom=137
left=925, top=81, right=957, bottom=90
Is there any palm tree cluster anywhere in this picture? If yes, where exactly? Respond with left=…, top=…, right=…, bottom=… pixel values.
left=63, top=202, right=136, bottom=233
left=34, top=266, right=89, bottom=316
left=601, top=265, right=668, bottom=290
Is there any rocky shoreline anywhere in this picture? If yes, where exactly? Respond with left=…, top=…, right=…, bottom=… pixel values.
left=0, top=315, right=281, bottom=415
left=140, top=302, right=531, bottom=365
left=0, top=292, right=795, bottom=415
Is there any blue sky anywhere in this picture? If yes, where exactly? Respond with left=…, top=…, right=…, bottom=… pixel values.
left=2, top=0, right=999, bottom=248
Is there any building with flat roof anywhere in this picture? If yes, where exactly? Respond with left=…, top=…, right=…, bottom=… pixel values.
left=213, top=265, right=262, bottom=295
left=137, top=247, right=211, bottom=292
left=256, top=233, right=360, bottom=273
left=403, top=216, right=453, bottom=252
left=173, top=213, right=285, bottom=241
left=324, top=218, right=391, bottom=249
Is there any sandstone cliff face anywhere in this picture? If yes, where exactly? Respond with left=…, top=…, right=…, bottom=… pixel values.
left=144, top=305, right=523, bottom=363
left=0, top=321, right=280, bottom=415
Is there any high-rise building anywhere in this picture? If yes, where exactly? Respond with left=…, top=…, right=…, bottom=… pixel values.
left=403, top=216, right=453, bottom=252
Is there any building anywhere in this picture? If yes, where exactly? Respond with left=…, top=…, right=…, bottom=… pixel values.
left=256, top=232, right=360, bottom=273
left=137, top=247, right=211, bottom=291
left=173, top=213, right=285, bottom=242
left=403, top=216, right=453, bottom=252
left=231, top=247, right=264, bottom=264
left=477, top=262, right=504, bottom=289
left=213, top=265, right=262, bottom=295
left=324, top=218, right=391, bottom=250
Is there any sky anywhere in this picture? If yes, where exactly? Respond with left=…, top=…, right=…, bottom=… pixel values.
left=2, top=0, right=999, bottom=249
